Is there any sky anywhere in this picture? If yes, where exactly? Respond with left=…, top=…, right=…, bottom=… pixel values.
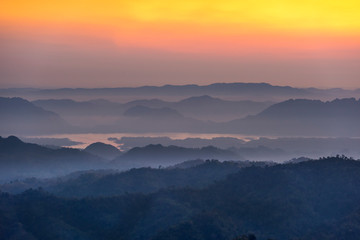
left=0, top=0, right=360, bottom=89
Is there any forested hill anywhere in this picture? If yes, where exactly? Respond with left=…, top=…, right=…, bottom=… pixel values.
left=1, top=156, right=360, bottom=240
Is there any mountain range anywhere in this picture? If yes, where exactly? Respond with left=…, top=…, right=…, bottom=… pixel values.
left=2, top=82, right=359, bottom=101
left=112, top=144, right=242, bottom=168
left=33, top=95, right=271, bottom=122
left=224, top=98, right=360, bottom=136
left=0, top=160, right=254, bottom=197
left=3, top=96, right=360, bottom=137
left=0, top=136, right=247, bottom=181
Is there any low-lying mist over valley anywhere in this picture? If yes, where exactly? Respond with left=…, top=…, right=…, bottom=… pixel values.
left=2, top=83, right=360, bottom=178
left=2, top=84, right=360, bottom=137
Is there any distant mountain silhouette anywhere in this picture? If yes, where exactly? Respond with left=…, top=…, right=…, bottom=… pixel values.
left=257, top=98, right=360, bottom=119
left=171, top=95, right=272, bottom=121
left=110, top=136, right=246, bottom=151
left=33, top=98, right=124, bottom=116
left=33, top=95, right=271, bottom=123
left=8, top=96, right=360, bottom=137
left=0, top=136, right=104, bottom=181
left=20, top=137, right=82, bottom=148
left=224, top=98, right=360, bottom=136
left=4, top=82, right=355, bottom=101
left=243, top=137, right=360, bottom=159
left=112, top=144, right=241, bottom=168
left=109, top=136, right=360, bottom=161
left=0, top=97, right=71, bottom=134
left=84, top=142, right=121, bottom=161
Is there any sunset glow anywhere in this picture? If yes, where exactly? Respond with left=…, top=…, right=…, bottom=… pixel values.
left=2, top=0, right=360, bottom=30
left=2, top=0, right=360, bottom=52
left=1, top=0, right=360, bottom=88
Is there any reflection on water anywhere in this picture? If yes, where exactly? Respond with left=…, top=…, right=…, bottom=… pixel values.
left=27, top=133, right=262, bottom=150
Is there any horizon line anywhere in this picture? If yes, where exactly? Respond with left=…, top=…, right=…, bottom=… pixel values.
left=1, top=82, right=359, bottom=91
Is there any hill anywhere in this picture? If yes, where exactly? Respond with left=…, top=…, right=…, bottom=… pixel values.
left=84, top=142, right=121, bottom=160
left=0, top=160, right=253, bottom=198
left=224, top=98, right=360, bottom=136
left=0, top=136, right=105, bottom=181
left=33, top=98, right=124, bottom=116
left=1, top=157, right=360, bottom=239
left=172, top=95, right=272, bottom=121
left=0, top=97, right=71, bottom=134
left=112, top=144, right=241, bottom=168
left=110, top=136, right=246, bottom=151
left=33, top=95, right=271, bottom=124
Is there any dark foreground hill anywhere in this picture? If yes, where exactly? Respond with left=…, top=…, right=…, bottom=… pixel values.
left=0, top=136, right=104, bottom=181
left=112, top=144, right=241, bottom=168
left=1, top=156, right=360, bottom=240
left=0, top=160, right=256, bottom=198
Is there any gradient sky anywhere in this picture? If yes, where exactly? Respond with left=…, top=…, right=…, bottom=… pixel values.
left=1, top=0, right=360, bottom=88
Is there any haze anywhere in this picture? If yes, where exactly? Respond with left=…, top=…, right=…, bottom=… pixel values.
left=1, top=0, right=360, bottom=88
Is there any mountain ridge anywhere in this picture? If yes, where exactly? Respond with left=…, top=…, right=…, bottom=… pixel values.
left=0, top=97, right=72, bottom=134
left=3, top=82, right=359, bottom=101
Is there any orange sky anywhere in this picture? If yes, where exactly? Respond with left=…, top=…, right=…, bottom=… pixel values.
left=1, top=0, right=360, bottom=88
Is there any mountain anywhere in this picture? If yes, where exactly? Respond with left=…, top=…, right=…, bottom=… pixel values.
left=110, top=136, right=246, bottom=151
left=110, top=136, right=360, bottom=161
left=124, top=95, right=272, bottom=121
left=32, top=98, right=125, bottom=127
left=2, top=82, right=357, bottom=101
left=84, top=142, right=121, bottom=160
left=257, top=98, right=360, bottom=119
left=224, top=98, right=360, bottom=136
left=148, top=156, right=360, bottom=240
left=112, top=144, right=241, bottom=168
left=2, top=156, right=360, bottom=240
left=118, top=96, right=269, bottom=132
left=0, top=160, right=251, bottom=198
left=33, top=95, right=271, bottom=124
left=172, top=95, right=272, bottom=121
left=0, top=97, right=71, bottom=134
left=8, top=96, right=360, bottom=137
left=0, top=136, right=105, bottom=181
left=20, top=137, right=82, bottom=148
left=32, top=98, right=124, bottom=116
left=243, top=137, right=360, bottom=159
